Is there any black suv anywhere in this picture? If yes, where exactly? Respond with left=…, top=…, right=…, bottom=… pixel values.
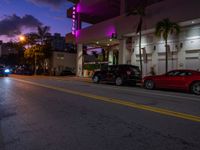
left=92, top=64, right=141, bottom=86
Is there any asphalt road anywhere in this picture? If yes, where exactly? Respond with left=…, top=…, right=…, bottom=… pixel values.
left=0, top=75, right=200, bottom=150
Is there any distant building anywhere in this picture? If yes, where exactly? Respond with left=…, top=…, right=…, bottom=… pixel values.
left=50, top=51, right=76, bottom=75
left=50, top=33, right=67, bottom=51
left=0, top=41, right=2, bottom=57
left=0, top=42, right=18, bottom=57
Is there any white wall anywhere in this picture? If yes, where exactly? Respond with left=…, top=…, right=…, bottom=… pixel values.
left=51, top=52, right=76, bottom=75
left=130, top=24, right=200, bottom=75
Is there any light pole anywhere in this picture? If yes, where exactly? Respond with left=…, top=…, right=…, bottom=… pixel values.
left=34, top=52, right=44, bottom=75
left=34, top=52, right=37, bottom=75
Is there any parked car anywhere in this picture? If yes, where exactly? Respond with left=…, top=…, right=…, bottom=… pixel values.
left=0, top=66, right=10, bottom=77
left=14, top=66, right=33, bottom=75
left=143, top=69, right=200, bottom=95
left=92, top=64, right=141, bottom=86
left=60, top=67, right=75, bottom=76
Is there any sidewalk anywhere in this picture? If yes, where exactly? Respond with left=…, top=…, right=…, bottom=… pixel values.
left=52, top=76, right=92, bottom=83
left=10, top=74, right=92, bottom=83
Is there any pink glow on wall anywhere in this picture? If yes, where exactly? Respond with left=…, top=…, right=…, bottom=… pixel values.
left=75, top=30, right=80, bottom=38
left=106, top=25, right=116, bottom=37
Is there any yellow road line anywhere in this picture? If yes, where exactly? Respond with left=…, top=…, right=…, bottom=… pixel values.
left=13, top=78, right=200, bottom=123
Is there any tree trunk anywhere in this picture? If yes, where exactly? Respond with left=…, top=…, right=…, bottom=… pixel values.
left=139, top=30, right=143, bottom=76
left=165, top=40, right=168, bottom=73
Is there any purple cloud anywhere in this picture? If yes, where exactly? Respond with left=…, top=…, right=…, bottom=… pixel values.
left=27, top=0, right=66, bottom=9
left=0, top=14, right=42, bottom=37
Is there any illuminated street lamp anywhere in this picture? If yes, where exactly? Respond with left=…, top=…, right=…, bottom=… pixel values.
left=19, top=35, right=26, bottom=42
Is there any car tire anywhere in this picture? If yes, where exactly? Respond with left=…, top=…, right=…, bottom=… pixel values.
left=190, top=81, right=200, bottom=95
left=144, top=80, right=155, bottom=90
left=115, top=77, right=123, bottom=86
left=93, top=75, right=100, bottom=83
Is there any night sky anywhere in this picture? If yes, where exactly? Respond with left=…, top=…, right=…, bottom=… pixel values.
left=0, top=0, right=74, bottom=42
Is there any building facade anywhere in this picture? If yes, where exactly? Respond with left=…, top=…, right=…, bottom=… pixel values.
left=50, top=33, right=67, bottom=51
left=0, top=42, right=18, bottom=57
left=50, top=51, right=76, bottom=75
left=67, top=0, right=200, bottom=76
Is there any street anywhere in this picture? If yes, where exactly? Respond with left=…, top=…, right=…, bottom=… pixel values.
left=0, top=75, right=200, bottom=150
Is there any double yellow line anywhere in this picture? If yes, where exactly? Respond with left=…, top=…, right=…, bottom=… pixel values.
left=13, top=78, right=200, bottom=123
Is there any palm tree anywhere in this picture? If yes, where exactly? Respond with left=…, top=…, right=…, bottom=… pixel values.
left=34, top=26, right=51, bottom=74
left=36, top=26, right=50, bottom=45
left=25, top=33, right=38, bottom=47
left=155, top=18, right=180, bottom=73
left=127, top=1, right=147, bottom=76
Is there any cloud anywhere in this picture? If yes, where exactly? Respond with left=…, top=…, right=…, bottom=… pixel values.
left=27, top=0, right=66, bottom=9
left=0, top=14, right=42, bottom=37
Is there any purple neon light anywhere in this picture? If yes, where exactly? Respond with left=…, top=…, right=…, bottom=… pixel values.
left=75, top=30, right=80, bottom=37
left=72, top=5, right=77, bottom=35
left=76, top=3, right=80, bottom=13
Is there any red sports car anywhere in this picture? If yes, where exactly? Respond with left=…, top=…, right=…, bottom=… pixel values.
left=143, top=69, right=200, bottom=95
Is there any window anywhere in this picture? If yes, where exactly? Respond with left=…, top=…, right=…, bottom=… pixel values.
left=178, top=71, right=192, bottom=76
left=166, top=71, right=179, bottom=76
left=56, top=54, right=64, bottom=60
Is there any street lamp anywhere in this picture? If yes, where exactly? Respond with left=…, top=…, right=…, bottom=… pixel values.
left=19, top=35, right=26, bottom=42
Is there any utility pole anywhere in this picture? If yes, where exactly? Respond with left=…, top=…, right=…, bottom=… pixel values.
left=34, top=52, right=37, bottom=75
left=34, top=52, right=44, bottom=75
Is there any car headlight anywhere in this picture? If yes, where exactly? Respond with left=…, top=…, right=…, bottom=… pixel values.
left=4, top=69, right=10, bottom=73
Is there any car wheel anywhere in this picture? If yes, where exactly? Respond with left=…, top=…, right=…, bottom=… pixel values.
left=115, top=77, right=123, bottom=86
left=191, top=81, right=200, bottom=95
left=93, top=75, right=100, bottom=83
left=144, top=80, right=155, bottom=90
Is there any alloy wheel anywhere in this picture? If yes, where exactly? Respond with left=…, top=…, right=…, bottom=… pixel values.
left=191, top=82, right=200, bottom=95
left=115, top=77, right=123, bottom=86
left=145, top=80, right=155, bottom=90
left=93, top=75, right=99, bottom=83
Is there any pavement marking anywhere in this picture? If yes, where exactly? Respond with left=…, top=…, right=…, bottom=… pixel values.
left=13, top=78, right=200, bottom=123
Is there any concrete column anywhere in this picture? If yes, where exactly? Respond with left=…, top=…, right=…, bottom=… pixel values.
left=76, top=44, right=83, bottom=77
left=131, top=49, right=137, bottom=65
left=108, top=50, right=113, bottom=65
left=119, top=39, right=127, bottom=64
left=151, top=49, right=159, bottom=75
left=177, top=48, right=185, bottom=69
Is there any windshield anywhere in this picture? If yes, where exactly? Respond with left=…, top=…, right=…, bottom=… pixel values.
left=129, top=66, right=141, bottom=75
